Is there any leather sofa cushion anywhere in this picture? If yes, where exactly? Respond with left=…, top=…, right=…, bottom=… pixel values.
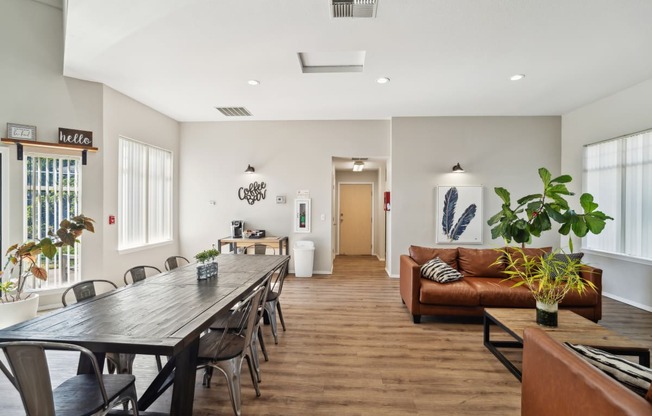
left=560, top=286, right=599, bottom=306
left=409, top=246, right=458, bottom=269
left=419, top=278, right=479, bottom=306
left=458, top=247, right=506, bottom=277
left=505, top=246, right=552, bottom=274
left=465, top=277, right=535, bottom=307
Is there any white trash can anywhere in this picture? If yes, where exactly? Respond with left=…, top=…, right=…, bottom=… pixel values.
left=293, top=240, right=315, bottom=277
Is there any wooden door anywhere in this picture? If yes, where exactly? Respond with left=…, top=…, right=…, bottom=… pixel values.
left=339, top=184, right=372, bottom=255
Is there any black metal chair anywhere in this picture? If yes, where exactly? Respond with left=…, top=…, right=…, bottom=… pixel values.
left=264, top=260, right=289, bottom=344
left=61, top=279, right=118, bottom=307
left=0, top=341, right=138, bottom=416
left=123, top=265, right=162, bottom=285
left=164, top=256, right=190, bottom=271
left=198, top=285, right=265, bottom=416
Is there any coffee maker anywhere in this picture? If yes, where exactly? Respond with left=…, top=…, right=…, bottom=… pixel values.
left=231, top=220, right=244, bottom=238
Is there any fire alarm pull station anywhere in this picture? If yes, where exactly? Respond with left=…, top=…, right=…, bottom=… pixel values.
left=109, top=215, right=115, bottom=225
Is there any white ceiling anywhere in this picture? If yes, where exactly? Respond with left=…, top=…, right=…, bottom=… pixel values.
left=63, top=0, right=652, bottom=122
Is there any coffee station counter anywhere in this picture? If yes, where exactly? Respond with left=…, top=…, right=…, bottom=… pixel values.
left=217, top=236, right=290, bottom=255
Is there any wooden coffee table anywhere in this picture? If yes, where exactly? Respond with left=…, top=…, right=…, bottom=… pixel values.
left=483, top=308, right=651, bottom=381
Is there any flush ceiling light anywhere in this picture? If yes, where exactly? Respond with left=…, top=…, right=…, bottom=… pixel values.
left=376, top=77, right=390, bottom=84
left=245, top=164, right=255, bottom=173
left=248, top=80, right=260, bottom=86
left=452, top=163, right=465, bottom=173
left=353, top=160, right=365, bottom=172
left=510, top=74, right=525, bottom=81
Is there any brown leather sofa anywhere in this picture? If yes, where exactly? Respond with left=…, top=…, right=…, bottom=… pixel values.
left=522, top=327, right=652, bottom=415
left=400, top=246, right=602, bottom=323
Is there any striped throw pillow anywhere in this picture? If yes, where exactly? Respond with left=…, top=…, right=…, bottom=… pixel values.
left=565, top=343, right=652, bottom=398
left=421, top=257, right=463, bottom=283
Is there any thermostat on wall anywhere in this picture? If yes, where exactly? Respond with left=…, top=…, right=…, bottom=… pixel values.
left=276, top=195, right=286, bottom=204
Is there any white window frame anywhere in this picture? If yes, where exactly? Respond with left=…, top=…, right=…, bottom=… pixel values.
left=23, top=152, right=83, bottom=290
left=118, top=136, right=173, bottom=252
left=583, top=128, right=652, bottom=263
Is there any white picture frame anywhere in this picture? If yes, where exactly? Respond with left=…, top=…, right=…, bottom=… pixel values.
left=436, top=185, right=483, bottom=244
left=7, top=123, right=37, bottom=141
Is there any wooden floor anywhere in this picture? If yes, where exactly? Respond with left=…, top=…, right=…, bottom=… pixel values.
left=1, top=255, right=651, bottom=415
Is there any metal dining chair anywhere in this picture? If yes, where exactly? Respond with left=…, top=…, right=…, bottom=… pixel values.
left=198, top=285, right=264, bottom=416
left=243, top=244, right=276, bottom=255
left=164, top=256, right=190, bottom=271
left=61, top=279, right=137, bottom=375
left=0, top=341, right=138, bottom=416
left=264, top=260, right=289, bottom=344
left=123, top=265, right=162, bottom=285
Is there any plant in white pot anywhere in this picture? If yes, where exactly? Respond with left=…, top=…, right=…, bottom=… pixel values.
left=0, top=215, right=95, bottom=328
left=487, top=167, right=612, bottom=326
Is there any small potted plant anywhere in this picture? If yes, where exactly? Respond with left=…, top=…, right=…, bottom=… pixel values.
left=195, top=245, right=220, bottom=280
left=0, top=215, right=95, bottom=328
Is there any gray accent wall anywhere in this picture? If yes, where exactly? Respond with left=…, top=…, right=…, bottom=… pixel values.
left=562, top=78, right=652, bottom=311
left=389, top=116, right=562, bottom=276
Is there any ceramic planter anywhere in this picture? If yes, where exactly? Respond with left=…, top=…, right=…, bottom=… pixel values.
left=197, top=262, right=218, bottom=280
left=0, top=294, right=39, bottom=329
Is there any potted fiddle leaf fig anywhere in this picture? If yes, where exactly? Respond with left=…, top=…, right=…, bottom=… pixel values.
left=0, top=215, right=95, bottom=328
left=194, top=245, right=220, bottom=280
left=487, top=167, right=612, bottom=326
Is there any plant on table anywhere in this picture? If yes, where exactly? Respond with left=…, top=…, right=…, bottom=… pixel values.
left=486, top=167, right=611, bottom=326
left=194, top=245, right=220, bottom=279
left=1, top=215, right=95, bottom=303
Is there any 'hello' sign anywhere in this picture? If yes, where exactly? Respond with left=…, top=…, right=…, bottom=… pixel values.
left=58, top=128, right=93, bottom=147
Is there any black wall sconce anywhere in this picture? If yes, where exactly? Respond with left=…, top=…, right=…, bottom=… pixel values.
left=245, top=164, right=255, bottom=173
left=452, top=163, right=465, bottom=173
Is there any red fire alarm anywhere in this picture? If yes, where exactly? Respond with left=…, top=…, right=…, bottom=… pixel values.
left=108, top=215, right=115, bottom=225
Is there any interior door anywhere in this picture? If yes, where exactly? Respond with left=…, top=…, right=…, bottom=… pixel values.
left=339, top=184, right=372, bottom=255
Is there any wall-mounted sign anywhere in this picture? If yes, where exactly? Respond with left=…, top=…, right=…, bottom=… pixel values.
left=7, top=123, right=37, bottom=141
left=58, top=128, right=93, bottom=147
left=238, top=181, right=267, bottom=205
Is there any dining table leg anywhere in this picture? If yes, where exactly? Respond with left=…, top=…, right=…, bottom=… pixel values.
left=170, top=337, right=200, bottom=416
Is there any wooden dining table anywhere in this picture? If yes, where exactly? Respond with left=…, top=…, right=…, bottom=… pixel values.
left=0, top=254, right=290, bottom=415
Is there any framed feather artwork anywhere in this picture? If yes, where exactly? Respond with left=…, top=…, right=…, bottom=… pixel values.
left=436, top=185, right=483, bottom=244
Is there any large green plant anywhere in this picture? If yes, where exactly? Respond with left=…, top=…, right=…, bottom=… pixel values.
left=487, top=167, right=612, bottom=250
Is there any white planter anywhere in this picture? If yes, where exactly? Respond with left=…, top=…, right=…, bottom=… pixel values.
left=0, top=294, right=39, bottom=329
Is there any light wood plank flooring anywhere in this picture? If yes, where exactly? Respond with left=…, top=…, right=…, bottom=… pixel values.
left=1, top=255, right=650, bottom=415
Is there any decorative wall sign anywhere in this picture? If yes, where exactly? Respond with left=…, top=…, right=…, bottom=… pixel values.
left=436, top=185, right=483, bottom=244
left=238, top=181, right=267, bottom=205
left=58, top=128, right=93, bottom=147
left=7, top=123, right=37, bottom=140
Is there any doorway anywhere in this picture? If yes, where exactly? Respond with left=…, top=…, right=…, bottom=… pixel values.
left=338, top=183, right=373, bottom=255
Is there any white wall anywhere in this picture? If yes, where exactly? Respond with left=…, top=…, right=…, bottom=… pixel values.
left=101, top=86, right=181, bottom=282
left=389, top=116, right=562, bottom=276
left=178, top=121, right=390, bottom=274
left=562, top=78, right=652, bottom=311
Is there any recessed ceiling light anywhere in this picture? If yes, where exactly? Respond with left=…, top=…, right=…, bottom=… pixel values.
left=248, top=80, right=260, bottom=86
left=510, top=74, right=525, bottom=81
left=376, top=77, right=390, bottom=84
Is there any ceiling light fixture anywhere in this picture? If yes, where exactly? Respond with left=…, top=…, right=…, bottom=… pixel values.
left=248, top=80, right=260, bottom=86
left=376, top=77, right=390, bottom=84
left=452, top=163, right=465, bottom=173
left=510, top=74, right=525, bottom=81
left=245, top=164, right=255, bottom=173
left=353, top=160, right=365, bottom=172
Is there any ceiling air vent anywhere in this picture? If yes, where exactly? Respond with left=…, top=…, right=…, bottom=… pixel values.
left=215, top=107, right=252, bottom=117
left=331, top=0, right=377, bottom=18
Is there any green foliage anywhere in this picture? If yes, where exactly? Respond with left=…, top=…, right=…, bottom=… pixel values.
left=194, top=245, right=220, bottom=264
left=497, top=247, right=597, bottom=305
left=487, top=167, right=612, bottom=247
left=1, top=215, right=95, bottom=303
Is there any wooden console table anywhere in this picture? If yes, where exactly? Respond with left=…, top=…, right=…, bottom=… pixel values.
left=218, top=236, right=290, bottom=255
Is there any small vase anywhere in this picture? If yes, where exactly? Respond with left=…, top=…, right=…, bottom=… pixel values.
left=197, top=262, right=218, bottom=280
left=536, top=300, right=558, bottom=327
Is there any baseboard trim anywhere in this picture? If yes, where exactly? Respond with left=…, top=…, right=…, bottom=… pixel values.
left=603, top=291, right=652, bottom=313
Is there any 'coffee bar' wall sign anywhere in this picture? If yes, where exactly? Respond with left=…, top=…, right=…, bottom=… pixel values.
left=59, top=128, right=93, bottom=147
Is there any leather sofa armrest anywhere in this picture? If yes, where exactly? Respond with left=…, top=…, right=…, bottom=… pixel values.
left=580, top=264, right=602, bottom=320
left=522, top=327, right=651, bottom=416
left=400, top=255, right=422, bottom=322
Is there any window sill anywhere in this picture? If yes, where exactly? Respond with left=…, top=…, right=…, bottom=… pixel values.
left=118, top=240, right=173, bottom=255
left=581, top=248, right=652, bottom=267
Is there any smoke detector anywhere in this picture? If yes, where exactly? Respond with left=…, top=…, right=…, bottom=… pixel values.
left=331, top=0, right=378, bottom=18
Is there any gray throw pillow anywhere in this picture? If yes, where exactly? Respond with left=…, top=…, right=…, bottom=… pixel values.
left=547, top=252, right=584, bottom=278
left=421, top=257, right=463, bottom=283
left=565, top=343, right=652, bottom=398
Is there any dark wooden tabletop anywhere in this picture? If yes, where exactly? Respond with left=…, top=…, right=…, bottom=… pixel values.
left=0, top=254, right=290, bottom=356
